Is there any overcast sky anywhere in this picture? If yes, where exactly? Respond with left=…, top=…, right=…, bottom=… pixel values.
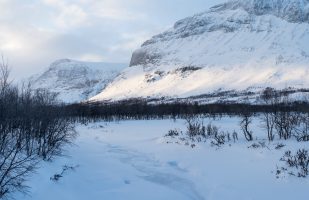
left=0, top=0, right=225, bottom=80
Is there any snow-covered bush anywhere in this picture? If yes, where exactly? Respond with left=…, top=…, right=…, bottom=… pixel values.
left=165, top=129, right=181, bottom=137
left=185, top=117, right=206, bottom=139
left=50, top=165, right=79, bottom=182
left=166, top=117, right=236, bottom=148
left=211, top=132, right=227, bottom=147
left=206, top=123, right=219, bottom=137
left=295, top=133, right=309, bottom=142
left=275, top=143, right=285, bottom=150
left=277, top=149, right=309, bottom=178
left=248, top=142, right=269, bottom=149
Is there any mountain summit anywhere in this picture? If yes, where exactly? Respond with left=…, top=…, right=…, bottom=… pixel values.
left=31, top=59, right=126, bottom=103
left=90, top=0, right=309, bottom=102
left=218, top=0, right=309, bottom=23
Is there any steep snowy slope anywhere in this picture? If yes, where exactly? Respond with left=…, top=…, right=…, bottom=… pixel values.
left=31, top=59, right=126, bottom=103
left=90, top=0, right=309, bottom=102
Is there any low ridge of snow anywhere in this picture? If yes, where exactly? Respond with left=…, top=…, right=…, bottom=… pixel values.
left=90, top=0, right=309, bottom=102
left=30, top=59, right=127, bottom=103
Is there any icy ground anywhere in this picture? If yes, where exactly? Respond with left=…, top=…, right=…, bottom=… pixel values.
left=15, top=118, right=309, bottom=200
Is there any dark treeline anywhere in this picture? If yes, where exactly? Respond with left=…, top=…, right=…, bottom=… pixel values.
left=64, top=88, right=309, bottom=145
left=65, top=99, right=309, bottom=121
left=63, top=86, right=309, bottom=122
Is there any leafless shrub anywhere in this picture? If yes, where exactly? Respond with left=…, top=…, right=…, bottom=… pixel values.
left=0, top=61, right=76, bottom=198
left=50, top=165, right=79, bottom=182
left=260, top=112, right=276, bottom=141
left=165, top=129, right=180, bottom=137
left=274, top=112, right=299, bottom=140
left=0, top=56, right=11, bottom=94
left=185, top=117, right=206, bottom=140
left=240, top=113, right=253, bottom=141
left=275, top=143, right=285, bottom=150
left=166, top=117, right=230, bottom=146
left=232, top=131, right=239, bottom=143
left=277, top=149, right=309, bottom=178
left=206, top=123, right=219, bottom=138
left=211, top=132, right=227, bottom=147
left=294, top=113, right=309, bottom=142
left=0, top=131, right=39, bottom=198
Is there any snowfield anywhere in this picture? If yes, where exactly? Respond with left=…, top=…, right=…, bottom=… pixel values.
left=14, top=118, right=309, bottom=200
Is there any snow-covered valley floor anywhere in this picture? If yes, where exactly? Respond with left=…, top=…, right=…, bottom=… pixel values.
left=15, top=118, right=309, bottom=200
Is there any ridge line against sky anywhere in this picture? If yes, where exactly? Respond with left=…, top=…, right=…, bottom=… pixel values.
left=0, top=0, right=225, bottom=80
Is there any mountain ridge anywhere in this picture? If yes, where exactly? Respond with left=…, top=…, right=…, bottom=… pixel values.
left=89, top=0, right=309, bottom=103
left=214, top=0, right=309, bottom=23
left=30, top=59, right=127, bottom=103
left=90, top=0, right=309, bottom=101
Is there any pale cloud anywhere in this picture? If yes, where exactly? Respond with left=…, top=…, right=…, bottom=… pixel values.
left=0, top=31, right=23, bottom=51
left=43, top=0, right=88, bottom=28
left=79, top=53, right=106, bottom=62
left=56, top=5, right=87, bottom=28
left=0, top=0, right=225, bottom=80
left=90, top=0, right=147, bottom=21
left=109, top=32, right=153, bottom=52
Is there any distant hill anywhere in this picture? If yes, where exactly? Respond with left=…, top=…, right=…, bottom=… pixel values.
left=30, top=59, right=126, bottom=103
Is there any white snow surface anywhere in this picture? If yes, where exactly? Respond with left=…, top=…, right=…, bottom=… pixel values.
left=90, top=0, right=309, bottom=102
left=30, top=59, right=127, bottom=103
left=14, top=118, right=309, bottom=200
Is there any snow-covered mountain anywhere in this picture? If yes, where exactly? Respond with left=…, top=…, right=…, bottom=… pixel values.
left=90, top=0, right=309, bottom=103
left=30, top=59, right=126, bottom=103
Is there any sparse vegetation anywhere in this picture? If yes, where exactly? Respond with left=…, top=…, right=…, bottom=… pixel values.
left=211, top=131, right=228, bottom=147
left=165, top=117, right=235, bottom=147
left=185, top=117, right=206, bottom=140
left=240, top=113, right=253, bottom=141
left=176, top=66, right=202, bottom=73
left=50, top=165, right=79, bottom=182
left=166, top=129, right=181, bottom=137
left=275, top=143, right=285, bottom=150
left=277, top=149, right=309, bottom=178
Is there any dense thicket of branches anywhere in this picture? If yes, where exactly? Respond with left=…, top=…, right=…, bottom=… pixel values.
left=0, top=61, right=75, bottom=198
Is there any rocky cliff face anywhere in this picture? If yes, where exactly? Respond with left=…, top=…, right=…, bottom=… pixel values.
left=31, top=59, right=126, bottom=103
left=219, top=0, right=309, bottom=23
left=90, top=0, right=309, bottom=102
